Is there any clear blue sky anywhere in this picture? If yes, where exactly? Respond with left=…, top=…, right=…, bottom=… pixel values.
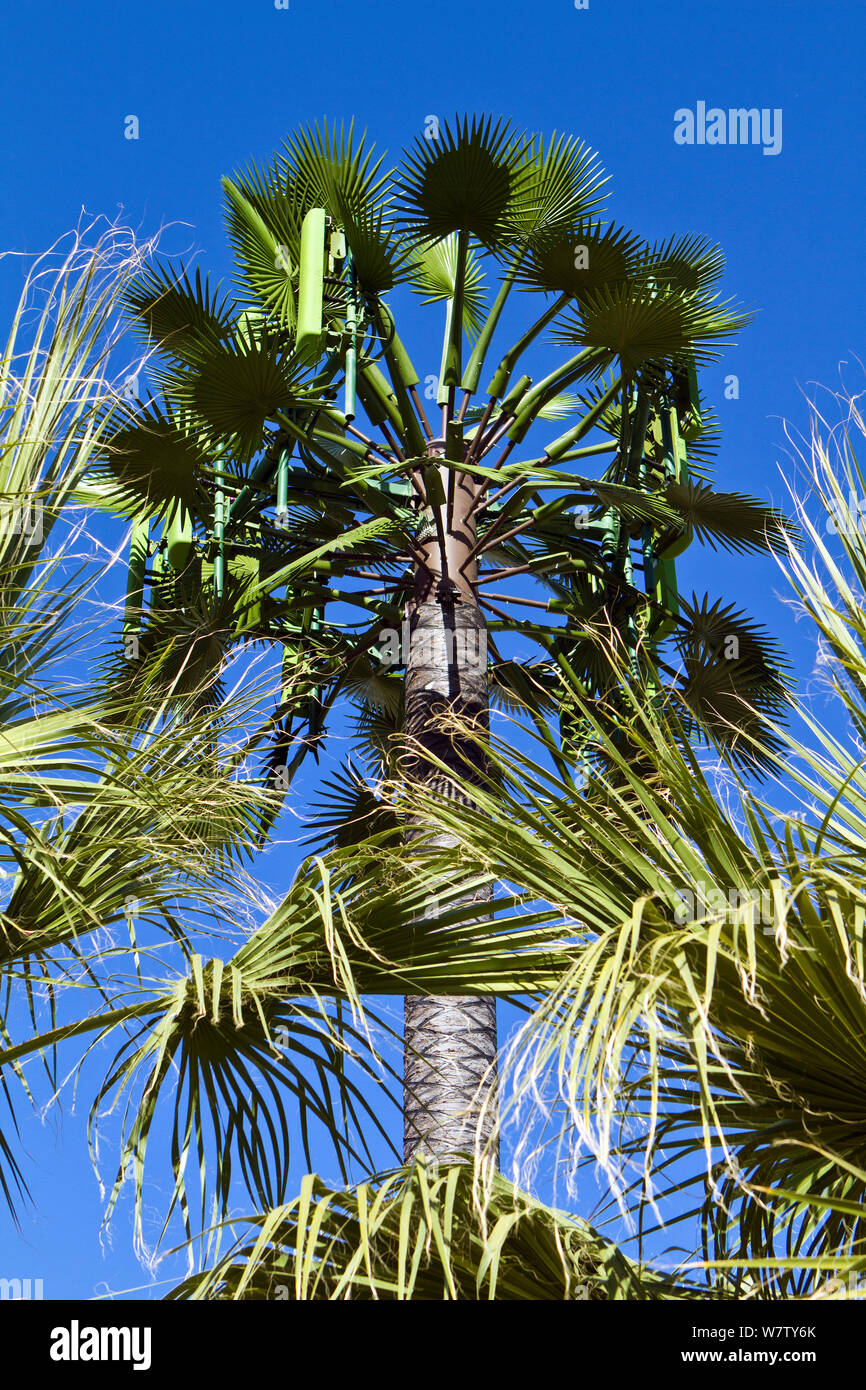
left=1, top=0, right=864, bottom=1298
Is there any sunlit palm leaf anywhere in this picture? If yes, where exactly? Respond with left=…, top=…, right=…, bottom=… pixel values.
left=279, top=119, right=391, bottom=222
left=340, top=199, right=409, bottom=295
left=71, top=846, right=571, bottom=1245
left=407, top=234, right=488, bottom=339
left=553, top=281, right=752, bottom=374
left=168, top=1162, right=683, bottom=1300
left=504, top=132, right=609, bottom=245
left=222, top=176, right=301, bottom=329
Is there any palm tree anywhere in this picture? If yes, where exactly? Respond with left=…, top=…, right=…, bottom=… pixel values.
left=0, top=217, right=659, bottom=1298
left=98, top=115, right=790, bottom=1170
left=0, top=228, right=523, bottom=1251
left=382, top=386, right=866, bottom=1297
left=168, top=1161, right=692, bottom=1300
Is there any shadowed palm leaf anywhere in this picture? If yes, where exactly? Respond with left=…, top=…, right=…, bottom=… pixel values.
left=123, top=260, right=237, bottom=362
left=397, top=115, right=528, bottom=248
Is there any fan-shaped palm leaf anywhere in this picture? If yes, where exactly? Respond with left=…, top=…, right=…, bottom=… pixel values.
left=66, top=843, right=571, bottom=1245
left=553, top=281, right=752, bottom=374
left=504, top=132, right=609, bottom=244
left=396, top=115, right=528, bottom=248
left=518, top=220, right=643, bottom=300
left=663, top=480, right=794, bottom=556
left=637, top=233, right=728, bottom=296
left=407, top=234, right=488, bottom=339
left=222, top=176, right=302, bottom=329
left=91, top=397, right=212, bottom=518
left=168, top=1162, right=682, bottom=1300
left=123, top=261, right=238, bottom=362
left=279, top=119, right=391, bottom=221
left=167, top=325, right=316, bottom=459
left=301, top=765, right=398, bottom=853
left=339, top=199, right=409, bottom=295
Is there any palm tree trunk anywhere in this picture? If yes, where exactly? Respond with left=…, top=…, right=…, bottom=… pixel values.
left=402, top=450, right=498, bottom=1165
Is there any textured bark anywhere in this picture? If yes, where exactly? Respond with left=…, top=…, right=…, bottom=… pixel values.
left=403, top=598, right=498, bottom=1164
left=404, top=993, right=497, bottom=1163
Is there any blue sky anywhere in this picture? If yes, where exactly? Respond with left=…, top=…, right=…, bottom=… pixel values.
left=1, top=0, right=864, bottom=1298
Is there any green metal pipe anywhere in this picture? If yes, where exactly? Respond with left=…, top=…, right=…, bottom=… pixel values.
left=463, top=248, right=526, bottom=396
left=372, top=303, right=426, bottom=456
left=485, top=291, right=569, bottom=400
left=657, top=405, right=692, bottom=559
left=441, top=227, right=469, bottom=395
left=344, top=249, right=358, bottom=422
left=625, top=389, right=651, bottom=484
left=165, top=501, right=192, bottom=571
left=226, top=453, right=281, bottom=531
left=508, top=350, right=597, bottom=444
left=549, top=440, right=617, bottom=463
left=544, top=374, right=625, bottom=461
left=123, top=515, right=149, bottom=635
left=214, top=470, right=225, bottom=599
left=377, top=301, right=420, bottom=389
left=499, top=373, right=533, bottom=418
left=296, top=207, right=326, bottom=363
left=357, top=356, right=404, bottom=435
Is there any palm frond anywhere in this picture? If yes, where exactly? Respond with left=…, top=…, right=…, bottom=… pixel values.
left=123, top=261, right=237, bottom=361
left=89, top=397, right=212, bottom=519
left=518, top=220, right=643, bottom=299
left=637, top=233, right=728, bottom=296
left=222, top=176, right=302, bottom=329
left=553, top=281, right=753, bottom=374
left=302, top=765, right=397, bottom=853
left=168, top=1162, right=682, bottom=1300
left=396, top=115, right=528, bottom=249
left=77, top=843, right=571, bottom=1247
left=166, top=324, right=317, bottom=460
left=504, top=132, right=609, bottom=244
left=407, top=234, right=488, bottom=340
left=279, top=119, right=391, bottom=221
left=664, top=480, right=795, bottom=555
